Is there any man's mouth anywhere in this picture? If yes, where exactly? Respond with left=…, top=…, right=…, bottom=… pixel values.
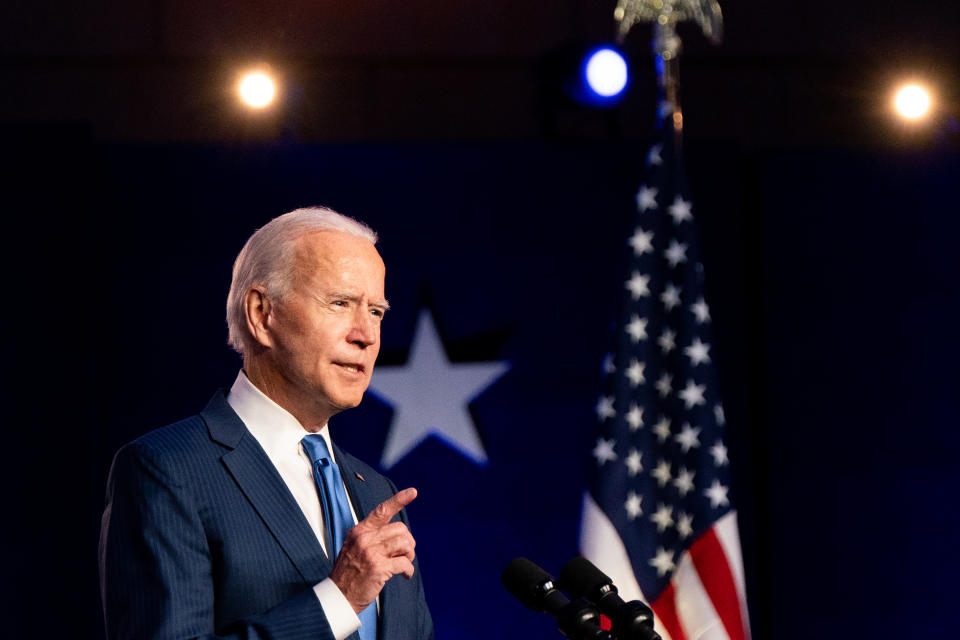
left=335, top=362, right=365, bottom=374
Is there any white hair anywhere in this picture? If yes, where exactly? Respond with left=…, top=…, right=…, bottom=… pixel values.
left=226, top=206, right=378, bottom=357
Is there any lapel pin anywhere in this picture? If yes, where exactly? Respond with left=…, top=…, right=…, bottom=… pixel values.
left=355, top=472, right=366, bottom=482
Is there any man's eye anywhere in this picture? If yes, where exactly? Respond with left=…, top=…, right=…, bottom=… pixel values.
left=332, top=300, right=348, bottom=307
left=371, top=308, right=384, bottom=318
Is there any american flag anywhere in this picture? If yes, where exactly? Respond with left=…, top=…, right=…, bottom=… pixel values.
left=578, top=120, right=750, bottom=640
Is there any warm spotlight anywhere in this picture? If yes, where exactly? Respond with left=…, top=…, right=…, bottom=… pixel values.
left=238, top=71, right=277, bottom=109
left=894, top=84, right=932, bottom=120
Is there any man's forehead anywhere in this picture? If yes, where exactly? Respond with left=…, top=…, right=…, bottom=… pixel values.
left=290, top=230, right=385, bottom=291
left=292, top=230, right=381, bottom=266
left=295, top=228, right=373, bottom=253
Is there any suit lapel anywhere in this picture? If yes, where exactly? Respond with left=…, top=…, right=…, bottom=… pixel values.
left=202, top=391, right=332, bottom=584
left=334, top=447, right=379, bottom=522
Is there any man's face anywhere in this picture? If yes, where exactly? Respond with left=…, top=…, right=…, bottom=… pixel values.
left=265, top=230, right=387, bottom=417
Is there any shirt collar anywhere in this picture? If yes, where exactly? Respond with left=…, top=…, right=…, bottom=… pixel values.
left=226, top=370, right=335, bottom=463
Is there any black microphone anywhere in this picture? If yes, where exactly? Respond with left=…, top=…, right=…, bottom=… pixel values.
left=501, top=557, right=614, bottom=640
left=558, top=556, right=662, bottom=640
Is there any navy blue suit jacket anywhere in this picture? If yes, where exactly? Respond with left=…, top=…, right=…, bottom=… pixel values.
left=99, top=391, right=433, bottom=640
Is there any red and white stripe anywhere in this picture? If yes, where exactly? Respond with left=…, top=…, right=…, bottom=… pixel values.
left=579, top=492, right=750, bottom=640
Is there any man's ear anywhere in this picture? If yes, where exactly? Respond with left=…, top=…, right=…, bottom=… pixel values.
left=244, top=286, right=275, bottom=349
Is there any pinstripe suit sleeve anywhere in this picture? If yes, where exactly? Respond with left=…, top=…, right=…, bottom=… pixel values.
left=99, top=440, right=333, bottom=640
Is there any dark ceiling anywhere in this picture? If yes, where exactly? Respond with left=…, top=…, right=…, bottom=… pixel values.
left=3, top=0, right=958, bottom=148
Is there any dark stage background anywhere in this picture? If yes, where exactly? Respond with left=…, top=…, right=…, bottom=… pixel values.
left=3, top=130, right=959, bottom=638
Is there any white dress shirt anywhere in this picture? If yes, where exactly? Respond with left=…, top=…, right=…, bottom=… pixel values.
left=227, top=370, right=362, bottom=640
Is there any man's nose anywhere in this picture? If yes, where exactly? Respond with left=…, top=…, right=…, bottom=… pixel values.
left=347, top=306, right=377, bottom=347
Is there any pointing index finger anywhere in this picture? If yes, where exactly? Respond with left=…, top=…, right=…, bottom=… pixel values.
left=364, top=487, right=417, bottom=528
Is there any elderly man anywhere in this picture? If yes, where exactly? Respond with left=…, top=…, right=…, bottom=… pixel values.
left=99, top=207, right=433, bottom=639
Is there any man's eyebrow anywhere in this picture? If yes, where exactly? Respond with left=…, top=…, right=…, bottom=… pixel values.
left=327, top=292, right=390, bottom=311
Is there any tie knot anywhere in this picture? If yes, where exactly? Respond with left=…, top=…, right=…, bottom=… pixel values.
left=301, top=433, right=332, bottom=465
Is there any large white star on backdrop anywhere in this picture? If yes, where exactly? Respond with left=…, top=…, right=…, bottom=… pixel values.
left=369, top=310, right=510, bottom=469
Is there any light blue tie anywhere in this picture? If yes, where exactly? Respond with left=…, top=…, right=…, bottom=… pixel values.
left=302, top=434, right=378, bottom=640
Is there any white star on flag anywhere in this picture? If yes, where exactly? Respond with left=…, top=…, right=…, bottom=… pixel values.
left=592, top=437, right=618, bottom=466
left=625, top=403, right=644, bottom=431
left=649, top=547, right=676, bottom=577
left=714, top=403, right=726, bottom=426
left=651, top=503, right=675, bottom=532
left=660, top=283, right=682, bottom=311
left=653, top=419, right=671, bottom=443
left=625, top=359, right=645, bottom=387
left=657, top=329, right=676, bottom=354
left=625, top=449, right=643, bottom=475
left=710, top=441, right=729, bottom=466
left=651, top=459, right=672, bottom=487
left=652, top=416, right=671, bottom=443
left=675, top=424, right=701, bottom=453
left=678, top=380, right=707, bottom=409
left=625, top=271, right=651, bottom=299
left=684, top=337, right=711, bottom=366
left=668, top=196, right=693, bottom=223
left=371, top=310, right=509, bottom=469
left=691, top=297, right=711, bottom=324
left=629, top=227, right=654, bottom=256
left=673, top=467, right=696, bottom=496
left=636, top=185, right=659, bottom=211
left=676, top=512, right=694, bottom=539
left=595, top=395, right=616, bottom=421
left=626, top=315, right=648, bottom=343
left=655, top=372, right=673, bottom=398
left=625, top=491, right=643, bottom=520
left=704, top=479, right=730, bottom=508
left=664, top=240, right=689, bottom=268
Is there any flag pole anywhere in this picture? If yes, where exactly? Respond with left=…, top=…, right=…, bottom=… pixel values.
left=613, top=0, right=724, bottom=145
left=652, top=19, right=684, bottom=148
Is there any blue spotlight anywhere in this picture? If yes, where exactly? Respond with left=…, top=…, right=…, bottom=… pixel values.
left=582, top=47, right=629, bottom=103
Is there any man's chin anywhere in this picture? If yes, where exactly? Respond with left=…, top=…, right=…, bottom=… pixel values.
left=327, top=391, right=367, bottom=412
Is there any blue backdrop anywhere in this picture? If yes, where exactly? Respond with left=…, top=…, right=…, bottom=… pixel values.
left=2, top=131, right=958, bottom=637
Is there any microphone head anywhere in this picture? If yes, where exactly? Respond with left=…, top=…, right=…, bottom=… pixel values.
left=558, top=556, right=616, bottom=599
left=501, top=557, right=555, bottom=612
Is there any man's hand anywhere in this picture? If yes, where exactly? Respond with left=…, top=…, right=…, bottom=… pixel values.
left=329, top=487, right=419, bottom=614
